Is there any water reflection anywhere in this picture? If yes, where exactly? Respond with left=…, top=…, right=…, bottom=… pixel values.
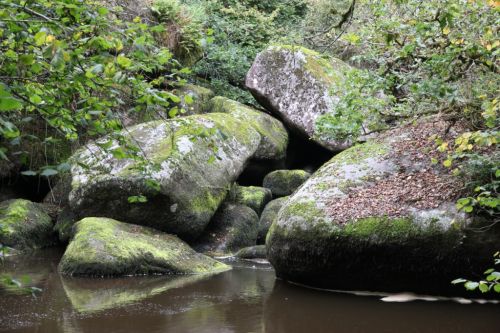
left=264, top=281, right=500, bottom=333
left=1, top=249, right=499, bottom=333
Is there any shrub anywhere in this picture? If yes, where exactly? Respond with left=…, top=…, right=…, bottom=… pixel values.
left=0, top=0, right=186, bottom=176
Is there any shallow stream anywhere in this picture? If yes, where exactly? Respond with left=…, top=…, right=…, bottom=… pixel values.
left=1, top=249, right=499, bottom=333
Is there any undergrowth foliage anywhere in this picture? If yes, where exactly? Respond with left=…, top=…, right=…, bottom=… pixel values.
left=0, top=0, right=187, bottom=176
left=313, top=0, right=499, bottom=218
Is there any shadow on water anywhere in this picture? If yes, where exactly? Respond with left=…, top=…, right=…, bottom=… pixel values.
left=0, top=249, right=499, bottom=333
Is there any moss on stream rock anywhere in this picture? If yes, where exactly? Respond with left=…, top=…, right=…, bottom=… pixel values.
left=227, top=185, right=272, bottom=215
left=258, top=196, right=289, bottom=244
left=67, top=113, right=261, bottom=241
left=266, top=119, right=500, bottom=295
left=0, top=199, right=55, bottom=250
left=59, top=217, right=231, bottom=276
left=263, top=170, right=311, bottom=197
left=207, top=96, right=288, bottom=160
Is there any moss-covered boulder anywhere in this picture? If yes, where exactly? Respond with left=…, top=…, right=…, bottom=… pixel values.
left=235, top=245, right=267, bottom=260
left=263, top=170, right=310, bottom=197
left=67, top=113, right=261, bottom=240
left=246, top=45, right=382, bottom=151
left=266, top=118, right=500, bottom=295
left=174, top=84, right=215, bottom=116
left=0, top=199, right=54, bottom=250
left=207, top=96, right=288, bottom=160
left=59, top=217, right=230, bottom=276
left=258, top=196, right=289, bottom=244
left=227, top=185, right=272, bottom=215
left=194, top=203, right=259, bottom=256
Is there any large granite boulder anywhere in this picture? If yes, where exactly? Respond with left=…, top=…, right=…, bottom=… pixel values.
left=0, top=199, right=55, bottom=250
left=266, top=118, right=500, bottom=294
left=246, top=45, right=383, bottom=152
left=59, top=217, right=230, bottom=276
left=194, top=203, right=259, bottom=256
left=67, top=113, right=261, bottom=240
left=207, top=96, right=288, bottom=160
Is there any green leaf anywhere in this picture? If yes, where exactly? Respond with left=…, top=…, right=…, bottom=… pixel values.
left=184, top=94, right=194, bottom=105
left=451, top=278, right=466, bottom=284
left=464, top=281, right=479, bottom=291
left=29, top=95, right=43, bottom=105
left=478, top=282, right=489, bottom=293
left=117, top=55, right=132, bottom=69
left=111, top=147, right=127, bottom=159
left=128, top=195, right=148, bottom=203
left=0, top=88, right=23, bottom=111
left=34, top=31, right=47, bottom=46
left=494, top=284, right=500, bottom=293
left=97, top=7, right=109, bottom=16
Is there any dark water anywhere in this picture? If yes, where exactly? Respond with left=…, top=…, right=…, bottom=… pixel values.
left=1, top=249, right=499, bottom=333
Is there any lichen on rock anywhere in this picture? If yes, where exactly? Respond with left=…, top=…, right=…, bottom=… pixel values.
left=246, top=45, right=364, bottom=151
left=67, top=113, right=261, bottom=241
left=207, top=96, right=288, bottom=160
left=266, top=117, right=500, bottom=294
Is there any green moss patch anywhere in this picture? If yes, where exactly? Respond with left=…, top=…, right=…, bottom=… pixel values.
left=59, top=217, right=231, bottom=277
left=0, top=199, right=54, bottom=250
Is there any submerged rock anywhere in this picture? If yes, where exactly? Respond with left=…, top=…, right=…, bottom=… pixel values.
left=263, top=170, right=310, bottom=197
left=227, top=185, right=272, bottom=215
left=207, top=96, right=289, bottom=160
left=0, top=199, right=54, bottom=250
left=59, top=217, right=230, bottom=276
left=246, top=45, right=384, bottom=151
left=67, top=113, right=261, bottom=240
left=194, top=203, right=259, bottom=255
left=258, top=196, right=289, bottom=244
left=266, top=118, right=500, bottom=294
left=235, top=245, right=267, bottom=260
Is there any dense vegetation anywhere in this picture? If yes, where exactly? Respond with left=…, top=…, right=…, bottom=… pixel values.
left=0, top=0, right=498, bottom=294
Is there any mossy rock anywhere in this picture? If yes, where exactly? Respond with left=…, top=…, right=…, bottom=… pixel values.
left=194, top=203, right=259, bottom=256
left=0, top=199, right=55, bottom=250
left=67, top=113, right=261, bottom=241
left=258, top=196, right=289, bottom=244
left=59, top=217, right=231, bottom=277
left=235, top=245, right=267, bottom=260
left=207, top=96, right=288, bottom=160
left=174, top=84, right=215, bottom=116
left=227, top=185, right=272, bottom=215
left=266, top=120, right=500, bottom=295
left=246, top=45, right=383, bottom=151
left=263, top=169, right=311, bottom=197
